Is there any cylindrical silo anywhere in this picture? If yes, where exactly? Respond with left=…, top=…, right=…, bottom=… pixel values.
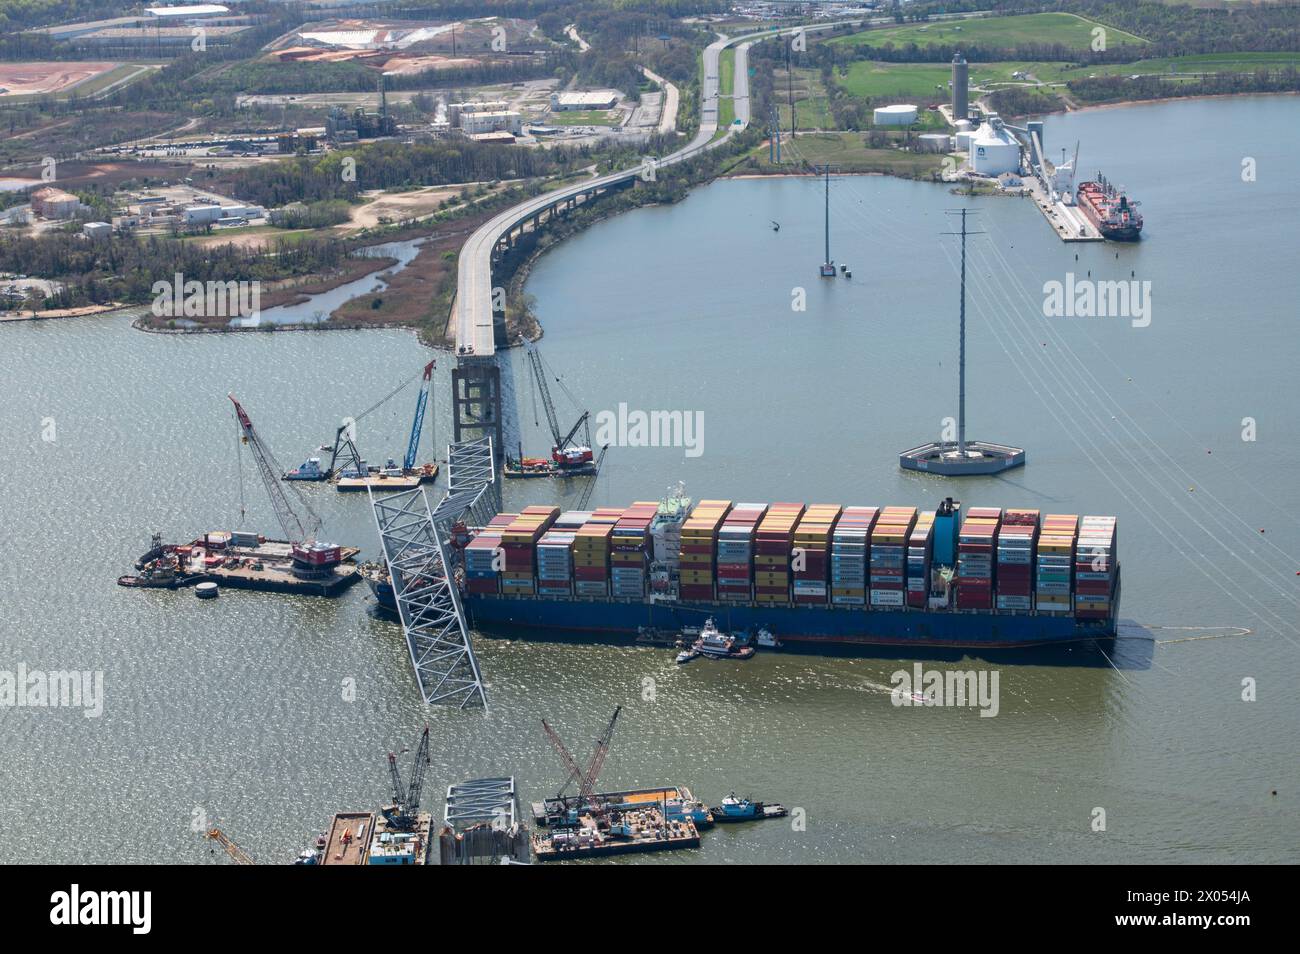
left=952, top=52, right=969, bottom=122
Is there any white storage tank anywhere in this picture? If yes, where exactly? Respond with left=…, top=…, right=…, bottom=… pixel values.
left=970, top=131, right=1021, bottom=176
left=872, top=104, right=918, bottom=126
left=916, top=133, right=953, bottom=153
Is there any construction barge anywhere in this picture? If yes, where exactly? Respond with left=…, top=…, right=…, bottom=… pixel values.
left=121, top=531, right=361, bottom=597
left=532, top=808, right=700, bottom=861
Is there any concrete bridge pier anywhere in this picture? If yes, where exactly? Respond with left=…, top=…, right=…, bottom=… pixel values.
left=451, top=360, right=504, bottom=453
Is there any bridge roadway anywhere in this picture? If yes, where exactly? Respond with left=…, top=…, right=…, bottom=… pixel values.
left=452, top=21, right=854, bottom=358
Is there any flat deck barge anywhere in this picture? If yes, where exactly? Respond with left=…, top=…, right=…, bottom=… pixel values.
left=532, top=785, right=691, bottom=827
left=320, top=812, right=374, bottom=866
left=335, top=464, right=437, bottom=492
left=532, top=809, right=700, bottom=861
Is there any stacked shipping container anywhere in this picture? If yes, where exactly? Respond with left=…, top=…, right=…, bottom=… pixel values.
left=870, top=507, right=916, bottom=608
left=679, top=500, right=731, bottom=601
left=996, top=509, right=1039, bottom=611
left=464, top=513, right=515, bottom=595
left=793, top=505, right=841, bottom=604
left=754, top=503, right=804, bottom=604
left=831, top=506, right=877, bottom=607
left=1036, top=514, right=1078, bottom=614
left=611, top=502, right=657, bottom=599
left=717, top=503, right=768, bottom=601
left=956, top=507, right=1000, bottom=610
left=499, top=506, right=559, bottom=595
left=1074, top=515, right=1118, bottom=619
left=906, top=511, right=936, bottom=608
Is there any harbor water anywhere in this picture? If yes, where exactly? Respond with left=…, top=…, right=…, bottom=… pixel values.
left=1, top=95, right=1297, bottom=863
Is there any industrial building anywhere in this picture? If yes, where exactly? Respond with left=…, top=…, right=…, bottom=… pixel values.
left=551, top=91, right=619, bottom=111
left=872, top=104, right=917, bottom=126
left=459, top=111, right=522, bottom=135
left=144, top=4, right=230, bottom=18
left=448, top=101, right=509, bottom=125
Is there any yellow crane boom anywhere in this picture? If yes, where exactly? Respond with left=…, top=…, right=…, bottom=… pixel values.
left=206, top=827, right=255, bottom=865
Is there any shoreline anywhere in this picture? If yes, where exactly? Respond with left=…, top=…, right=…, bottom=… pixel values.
left=1057, top=88, right=1299, bottom=115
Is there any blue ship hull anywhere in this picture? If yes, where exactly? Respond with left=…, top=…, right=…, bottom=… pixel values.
left=369, top=579, right=1118, bottom=650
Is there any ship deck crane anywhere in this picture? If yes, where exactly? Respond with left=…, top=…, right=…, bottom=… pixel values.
left=383, top=725, right=431, bottom=831
left=230, top=394, right=321, bottom=544
left=206, top=827, right=255, bottom=865
left=542, top=706, right=621, bottom=825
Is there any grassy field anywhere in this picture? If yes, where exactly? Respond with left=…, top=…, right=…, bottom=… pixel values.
left=836, top=50, right=1300, bottom=105
left=774, top=66, right=835, bottom=130
left=1041, top=51, right=1300, bottom=82
left=828, top=13, right=1148, bottom=51
left=839, top=60, right=1053, bottom=100
left=755, top=132, right=946, bottom=177
left=547, top=109, right=621, bottom=126
left=718, top=48, right=736, bottom=128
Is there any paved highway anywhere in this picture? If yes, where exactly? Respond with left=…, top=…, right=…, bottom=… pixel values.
left=452, top=22, right=856, bottom=357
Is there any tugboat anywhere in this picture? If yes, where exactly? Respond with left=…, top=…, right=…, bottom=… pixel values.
left=117, top=553, right=205, bottom=589
left=710, top=793, right=788, bottom=823
left=693, top=618, right=756, bottom=660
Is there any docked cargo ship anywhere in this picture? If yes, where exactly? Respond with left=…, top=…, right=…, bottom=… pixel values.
left=366, top=491, right=1120, bottom=650
left=1077, top=173, right=1143, bottom=241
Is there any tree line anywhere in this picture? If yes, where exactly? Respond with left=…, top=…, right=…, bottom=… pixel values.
left=0, top=231, right=350, bottom=308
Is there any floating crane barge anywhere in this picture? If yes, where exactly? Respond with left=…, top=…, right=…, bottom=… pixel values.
left=120, top=395, right=360, bottom=598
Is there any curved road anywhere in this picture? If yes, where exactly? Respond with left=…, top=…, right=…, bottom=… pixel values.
left=453, top=22, right=853, bottom=357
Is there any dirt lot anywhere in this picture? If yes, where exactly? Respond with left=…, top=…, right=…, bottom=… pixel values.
left=0, top=62, right=119, bottom=97
left=338, top=186, right=461, bottom=233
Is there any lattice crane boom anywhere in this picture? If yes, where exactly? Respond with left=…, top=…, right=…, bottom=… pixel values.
left=404, top=361, right=435, bottom=470
left=229, top=394, right=320, bottom=544
left=526, top=347, right=564, bottom=449
left=576, top=444, right=609, bottom=510
left=206, top=828, right=255, bottom=865
left=405, top=725, right=431, bottom=818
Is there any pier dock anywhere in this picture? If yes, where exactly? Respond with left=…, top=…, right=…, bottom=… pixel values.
left=1025, top=176, right=1103, bottom=242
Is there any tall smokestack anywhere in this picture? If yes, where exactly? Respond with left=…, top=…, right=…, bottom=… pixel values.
left=951, top=52, right=969, bottom=122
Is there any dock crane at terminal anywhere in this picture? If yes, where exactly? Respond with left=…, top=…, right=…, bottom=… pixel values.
left=542, top=706, right=621, bottom=826
left=505, top=346, right=596, bottom=478
left=382, top=725, right=431, bottom=831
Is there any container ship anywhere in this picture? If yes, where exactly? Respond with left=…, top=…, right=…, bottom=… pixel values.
left=364, top=491, right=1120, bottom=650
left=1077, top=173, right=1142, bottom=241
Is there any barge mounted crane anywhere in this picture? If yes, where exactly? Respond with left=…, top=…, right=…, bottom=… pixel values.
left=119, top=395, right=360, bottom=596
left=283, top=361, right=440, bottom=490
left=504, top=347, right=597, bottom=479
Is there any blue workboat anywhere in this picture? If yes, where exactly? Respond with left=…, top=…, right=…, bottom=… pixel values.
left=711, top=793, right=787, bottom=823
